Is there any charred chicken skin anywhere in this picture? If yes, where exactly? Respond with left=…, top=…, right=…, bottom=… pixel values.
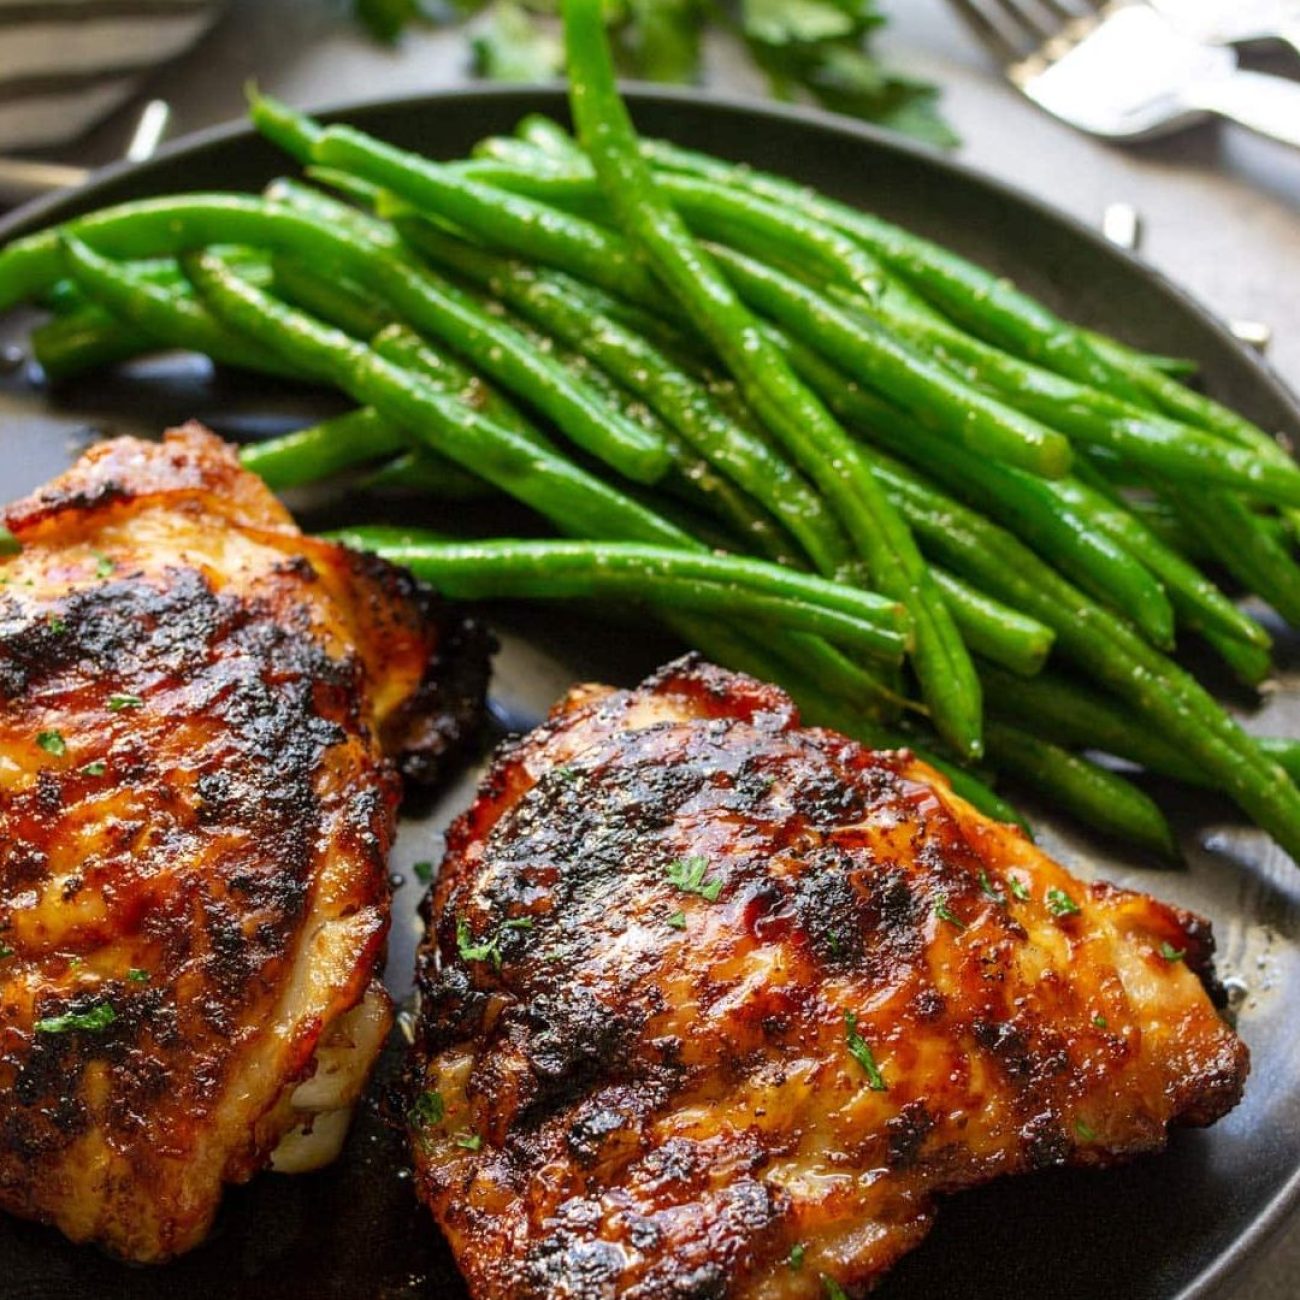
left=410, top=656, right=1247, bottom=1299
left=0, top=424, right=489, bottom=1262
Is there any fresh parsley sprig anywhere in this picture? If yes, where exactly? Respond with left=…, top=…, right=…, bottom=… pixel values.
left=353, top=1, right=955, bottom=147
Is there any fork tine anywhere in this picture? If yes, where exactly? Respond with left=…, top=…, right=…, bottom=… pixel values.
left=947, top=0, right=1041, bottom=63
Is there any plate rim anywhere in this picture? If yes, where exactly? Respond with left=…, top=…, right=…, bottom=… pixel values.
left=1, top=80, right=1296, bottom=1300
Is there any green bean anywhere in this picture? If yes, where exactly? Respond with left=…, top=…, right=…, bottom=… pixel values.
left=31, top=304, right=152, bottom=378
left=981, top=664, right=1200, bottom=780
left=931, top=568, right=1054, bottom=677
left=327, top=531, right=909, bottom=662
left=1, top=194, right=672, bottom=485
left=563, top=0, right=982, bottom=760
left=983, top=722, right=1178, bottom=859
left=360, top=451, right=493, bottom=498
left=59, top=237, right=307, bottom=381
left=695, top=242, right=1071, bottom=479
left=861, top=452, right=1300, bottom=855
left=400, top=220, right=853, bottom=578
left=850, top=286, right=1300, bottom=508
left=1168, top=486, right=1300, bottom=627
left=184, top=249, right=690, bottom=546
left=240, top=408, right=406, bottom=488
left=514, top=114, right=589, bottom=163
left=247, top=86, right=322, bottom=162
left=1045, top=475, right=1268, bottom=650
left=188, top=247, right=896, bottom=714
left=631, top=135, right=1139, bottom=398
left=311, top=123, right=664, bottom=304
left=765, top=321, right=1176, bottom=647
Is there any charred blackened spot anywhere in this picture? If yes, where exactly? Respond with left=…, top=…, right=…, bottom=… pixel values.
left=789, top=846, right=868, bottom=968
left=34, top=771, right=63, bottom=816
left=887, top=1101, right=935, bottom=1168
left=524, top=1231, right=627, bottom=1297
left=564, top=1102, right=634, bottom=1166
left=1021, top=1110, right=1072, bottom=1170
left=518, top=985, right=640, bottom=1090
left=971, top=1017, right=1034, bottom=1080
left=913, top=987, right=945, bottom=1021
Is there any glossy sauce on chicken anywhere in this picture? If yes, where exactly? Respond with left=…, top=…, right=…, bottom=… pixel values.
left=409, top=656, right=1246, bottom=1299
left=0, top=424, right=489, bottom=1261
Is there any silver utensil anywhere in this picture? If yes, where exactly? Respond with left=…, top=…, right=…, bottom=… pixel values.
left=950, top=0, right=1300, bottom=146
left=1150, top=0, right=1300, bottom=58
left=0, top=98, right=170, bottom=204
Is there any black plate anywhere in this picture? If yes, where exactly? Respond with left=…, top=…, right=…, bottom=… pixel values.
left=2, top=87, right=1299, bottom=1300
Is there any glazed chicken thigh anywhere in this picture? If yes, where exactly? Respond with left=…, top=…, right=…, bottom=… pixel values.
left=409, top=656, right=1246, bottom=1299
left=0, top=424, right=489, bottom=1261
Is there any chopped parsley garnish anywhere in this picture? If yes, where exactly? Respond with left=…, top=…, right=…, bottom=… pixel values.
left=665, top=854, right=725, bottom=902
left=80, top=760, right=107, bottom=777
left=1007, top=875, right=1031, bottom=902
left=1046, top=887, right=1081, bottom=917
left=0, top=526, right=20, bottom=556
left=127, top=968, right=150, bottom=982
left=822, top=1277, right=849, bottom=1300
left=788, top=1242, right=806, bottom=1271
left=0, top=943, right=13, bottom=960
left=1159, top=941, right=1186, bottom=962
left=107, top=693, right=144, bottom=712
left=456, top=917, right=501, bottom=969
left=978, top=871, right=1005, bottom=905
left=666, top=910, right=687, bottom=930
left=37, top=729, right=66, bottom=757
left=844, top=1011, right=887, bottom=1092
left=456, top=916, right=534, bottom=969
left=455, top=1132, right=483, bottom=1151
left=412, top=860, right=434, bottom=885
left=934, top=897, right=965, bottom=930
left=47, top=615, right=67, bottom=634
left=1074, top=1116, right=1097, bottom=1142
left=93, top=552, right=114, bottom=579
left=409, top=1089, right=445, bottom=1128
left=1093, top=1014, right=1108, bottom=1029
left=35, top=1002, right=116, bottom=1034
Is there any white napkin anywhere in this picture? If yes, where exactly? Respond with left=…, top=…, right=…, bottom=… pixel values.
left=0, top=0, right=223, bottom=150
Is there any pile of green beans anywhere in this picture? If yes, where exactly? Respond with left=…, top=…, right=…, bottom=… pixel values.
left=4, top=0, right=1300, bottom=866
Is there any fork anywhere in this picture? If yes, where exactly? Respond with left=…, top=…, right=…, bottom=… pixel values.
left=1150, top=0, right=1300, bottom=59
left=950, top=0, right=1300, bottom=147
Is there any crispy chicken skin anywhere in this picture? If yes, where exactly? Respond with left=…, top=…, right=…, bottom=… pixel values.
left=0, top=424, right=489, bottom=1262
left=409, top=656, right=1247, bottom=1299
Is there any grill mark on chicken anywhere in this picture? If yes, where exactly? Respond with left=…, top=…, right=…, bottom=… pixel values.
left=0, top=423, right=491, bottom=1262
left=409, top=655, right=1247, bottom=1299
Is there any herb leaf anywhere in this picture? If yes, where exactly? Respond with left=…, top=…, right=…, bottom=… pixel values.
left=1159, top=941, right=1186, bottom=962
left=844, top=1011, right=887, bottom=1091
left=1007, top=875, right=1031, bottom=902
left=37, top=730, right=67, bottom=757
left=80, top=760, right=107, bottom=777
left=666, top=855, right=725, bottom=902
left=666, top=910, right=687, bottom=930
left=934, top=897, right=966, bottom=930
left=455, top=1131, right=484, bottom=1151
left=0, top=525, right=20, bottom=556
left=107, top=693, right=144, bottom=712
left=978, top=871, right=1005, bottom=905
left=93, top=552, right=115, bottom=579
left=1046, top=887, right=1081, bottom=917
left=127, top=968, right=150, bottom=982
left=412, top=860, right=435, bottom=884
left=35, top=1001, right=116, bottom=1034
left=351, top=1, right=954, bottom=146
left=410, top=1088, right=445, bottom=1128
left=1074, top=1116, right=1097, bottom=1142
left=788, top=1242, right=806, bottom=1270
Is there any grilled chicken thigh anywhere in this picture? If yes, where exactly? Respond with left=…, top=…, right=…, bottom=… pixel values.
left=409, top=656, right=1246, bottom=1299
left=0, top=424, right=489, bottom=1262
